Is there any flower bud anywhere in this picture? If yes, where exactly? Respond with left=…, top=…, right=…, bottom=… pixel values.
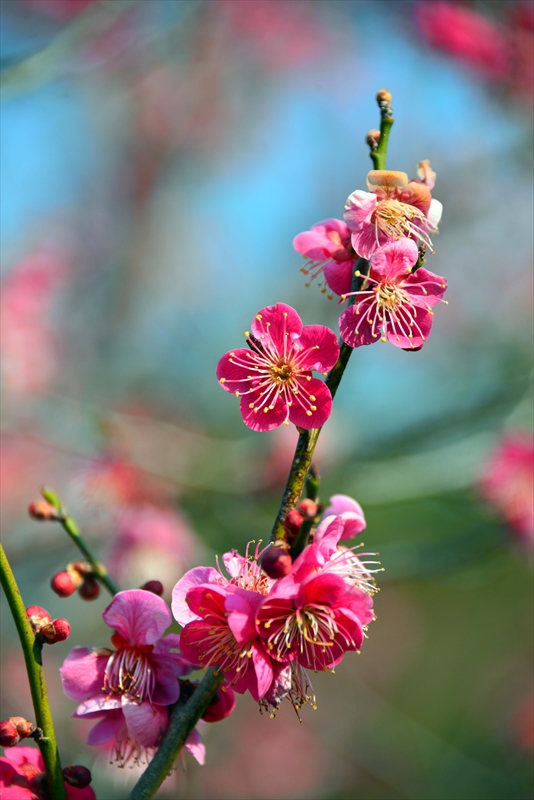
left=261, top=546, right=293, bottom=579
left=40, top=618, right=71, bottom=644
left=62, top=765, right=92, bottom=788
left=201, top=685, right=236, bottom=723
left=376, top=88, right=392, bottom=104
left=139, top=580, right=164, bottom=596
left=366, top=129, right=381, bottom=149
left=298, top=499, right=318, bottom=519
left=283, top=508, right=304, bottom=539
left=51, top=571, right=79, bottom=597
left=28, top=500, right=61, bottom=521
left=0, top=719, right=21, bottom=747
left=26, top=606, right=51, bottom=632
left=79, top=577, right=100, bottom=601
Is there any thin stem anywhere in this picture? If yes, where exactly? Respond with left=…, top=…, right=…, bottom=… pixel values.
left=126, top=668, right=224, bottom=800
left=41, top=488, right=120, bottom=596
left=0, top=546, right=67, bottom=800
left=270, top=259, right=369, bottom=542
left=370, top=93, right=394, bottom=171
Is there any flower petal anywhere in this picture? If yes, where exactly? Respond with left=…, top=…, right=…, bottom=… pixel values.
left=86, top=711, right=123, bottom=746
left=324, top=258, right=355, bottom=296
left=287, top=377, right=332, bottom=429
left=184, top=728, right=206, bottom=765
left=404, top=268, right=447, bottom=308
left=1, top=746, right=44, bottom=771
left=427, top=198, right=443, bottom=228
left=60, top=647, right=109, bottom=702
left=397, top=180, right=431, bottom=215
left=225, top=590, right=259, bottom=644
left=216, top=348, right=257, bottom=395
left=370, top=239, right=418, bottom=281
left=339, top=304, right=379, bottom=348
left=153, top=634, right=193, bottom=676
left=322, top=494, right=366, bottom=539
left=343, top=190, right=376, bottom=233
left=103, top=589, right=171, bottom=647
left=252, top=642, right=274, bottom=699
left=74, top=695, right=122, bottom=718
left=294, top=325, right=339, bottom=372
left=386, top=306, right=433, bottom=349
left=240, top=389, right=288, bottom=432
left=251, top=303, right=302, bottom=352
left=172, top=566, right=221, bottom=626
left=122, top=699, right=169, bottom=748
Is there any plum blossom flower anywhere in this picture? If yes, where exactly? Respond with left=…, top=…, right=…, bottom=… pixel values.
left=339, top=239, right=447, bottom=349
left=216, top=303, right=339, bottom=432
left=293, top=219, right=358, bottom=296
left=322, top=494, right=367, bottom=539
left=344, top=169, right=443, bottom=259
left=480, top=431, right=534, bottom=547
left=60, top=589, right=202, bottom=766
left=0, top=746, right=95, bottom=799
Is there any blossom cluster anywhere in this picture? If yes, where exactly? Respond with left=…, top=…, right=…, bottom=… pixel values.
left=172, top=494, right=379, bottom=715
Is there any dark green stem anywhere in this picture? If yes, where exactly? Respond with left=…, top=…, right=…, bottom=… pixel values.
left=41, top=488, right=120, bottom=596
left=126, top=668, right=224, bottom=800
left=0, top=546, right=67, bottom=800
left=370, top=93, right=394, bottom=171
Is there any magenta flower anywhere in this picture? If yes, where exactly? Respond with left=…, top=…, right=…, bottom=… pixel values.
left=322, top=494, right=367, bottom=539
left=293, top=218, right=357, bottom=296
left=338, top=239, right=447, bottom=350
left=217, top=303, right=339, bottom=431
left=0, top=746, right=95, bottom=799
left=344, top=169, right=443, bottom=259
left=60, top=589, right=203, bottom=766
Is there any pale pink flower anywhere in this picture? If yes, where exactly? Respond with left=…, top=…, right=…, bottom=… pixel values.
left=480, top=431, right=534, bottom=547
left=216, top=303, right=339, bottom=431
left=0, top=747, right=95, bottom=799
left=339, top=239, right=447, bottom=350
left=293, top=218, right=357, bottom=296
left=322, top=494, right=367, bottom=539
left=344, top=169, right=443, bottom=259
left=60, top=590, right=203, bottom=766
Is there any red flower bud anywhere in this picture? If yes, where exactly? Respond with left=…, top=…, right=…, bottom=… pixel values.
left=62, top=765, right=92, bottom=788
left=69, top=560, right=92, bottom=577
left=140, top=580, right=164, bottom=596
left=79, top=577, right=100, bottom=600
left=26, top=606, right=51, bottom=632
left=28, top=500, right=61, bottom=521
left=0, top=719, right=21, bottom=747
left=40, top=618, right=71, bottom=644
left=298, top=498, right=318, bottom=519
left=51, top=571, right=79, bottom=597
left=201, top=685, right=236, bottom=723
left=283, top=508, right=303, bottom=539
left=261, top=546, right=293, bottom=579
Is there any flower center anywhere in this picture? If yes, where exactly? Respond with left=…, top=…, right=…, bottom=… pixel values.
left=270, top=361, right=293, bottom=383
left=377, top=282, right=408, bottom=311
left=375, top=198, right=426, bottom=241
left=105, top=642, right=155, bottom=704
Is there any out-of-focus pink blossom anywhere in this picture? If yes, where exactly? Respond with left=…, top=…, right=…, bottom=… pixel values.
left=217, top=303, right=339, bottom=431
left=414, top=1, right=511, bottom=79
left=344, top=169, right=442, bottom=259
left=339, top=239, right=447, bottom=349
left=106, top=505, right=200, bottom=592
left=480, top=431, right=534, bottom=546
left=0, top=746, right=95, bottom=799
left=0, top=247, right=69, bottom=403
left=60, top=589, right=202, bottom=766
left=19, top=0, right=95, bottom=20
left=293, top=218, right=358, bottom=297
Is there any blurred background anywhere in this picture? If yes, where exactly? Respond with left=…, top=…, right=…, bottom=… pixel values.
left=1, top=1, right=533, bottom=798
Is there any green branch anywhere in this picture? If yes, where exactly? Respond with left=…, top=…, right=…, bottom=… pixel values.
left=0, top=546, right=66, bottom=800
left=370, top=89, right=394, bottom=171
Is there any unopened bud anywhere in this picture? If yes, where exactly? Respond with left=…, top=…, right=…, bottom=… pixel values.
left=28, top=500, right=60, bottom=521
left=51, top=571, right=79, bottom=597
left=40, top=618, right=71, bottom=644
left=283, top=508, right=304, bottom=539
left=140, top=580, right=164, bottom=596
left=201, top=685, right=236, bottom=723
left=0, top=717, right=36, bottom=746
left=79, top=577, right=100, bottom=601
left=261, top=546, right=293, bottom=579
left=298, top=499, right=318, bottom=519
left=376, top=89, right=392, bottom=104
left=366, top=129, right=381, bottom=149
left=26, top=605, right=51, bottom=632
left=62, top=765, right=92, bottom=789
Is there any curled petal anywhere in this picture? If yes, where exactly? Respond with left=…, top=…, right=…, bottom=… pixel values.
left=251, top=303, right=302, bottom=352
left=323, top=494, right=366, bottom=535
left=287, top=378, right=332, bottom=429
left=103, top=589, right=171, bottom=647
left=184, top=728, right=206, bottom=765
left=295, top=325, right=340, bottom=371
left=417, top=160, right=436, bottom=189
left=74, top=695, right=122, bottom=718
left=60, top=647, right=109, bottom=702
left=426, top=198, right=443, bottom=229
left=397, top=181, right=432, bottom=216
left=343, top=190, right=376, bottom=233
left=172, top=566, right=220, bottom=626
left=366, top=170, right=408, bottom=193
left=240, top=389, right=288, bottom=432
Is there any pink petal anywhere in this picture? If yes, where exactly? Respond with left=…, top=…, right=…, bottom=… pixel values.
left=0, top=784, right=34, bottom=799
left=313, top=515, right=345, bottom=559
left=293, top=229, right=334, bottom=261
left=351, top=224, right=389, bottom=260
left=323, top=494, right=366, bottom=539
left=60, top=647, right=109, bottom=702
left=179, top=620, right=213, bottom=666
left=103, top=589, right=171, bottom=647
left=252, top=642, right=274, bottom=699
left=153, top=634, right=193, bottom=677
left=66, top=785, right=96, bottom=800
left=324, top=259, right=355, bottom=295
left=184, top=727, right=206, bottom=765
left=2, top=746, right=44, bottom=771
left=240, top=389, right=288, bottom=432
left=216, top=348, right=256, bottom=395
left=222, top=550, right=247, bottom=578
left=186, top=585, right=227, bottom=620
left=339, top=304, right=379, bottom=348
left=370, top=239, right=418, bottom=281
left=404, top=268, right=447, bottom=308
left=225, top=593, right=257, bottom=644
left=343, top=190, right=376, bottom=233
left=122, top=699, right=169, bottom=748
left=287, top=377, right=332, bottom=429
left=74, top=695, right=122, bottom=718
left=386, top=307, right=433, bottom=349
left=299, top=572, right=348, bottom=608
left=397, top=180, right=432, bottom=216
left=295, top=325, right=340, bottom=371
left=251, top=303, right=302, bottom=353
left=0, top=759, right=18, bottom=789
left=152, top=666, right=180, bottom=705
left=86, top=711, right=123, bottom=745
left=172, top=567, right=221, bottom=626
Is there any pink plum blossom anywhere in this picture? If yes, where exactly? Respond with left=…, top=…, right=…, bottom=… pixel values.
left=322, top=494, right=367, bottom=539
left=216, top=303, right=339, bottom=431
left=293, top=218, right=358, bottom=296
left=60, top=589, right=203, bottom=766
left=344, top=168, right=443, bottom=259
left=0, top=747, right=95, bottom=799
left=480, top=431, right=534, bottom=547
left=339, top=239, right=447, bottom=350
